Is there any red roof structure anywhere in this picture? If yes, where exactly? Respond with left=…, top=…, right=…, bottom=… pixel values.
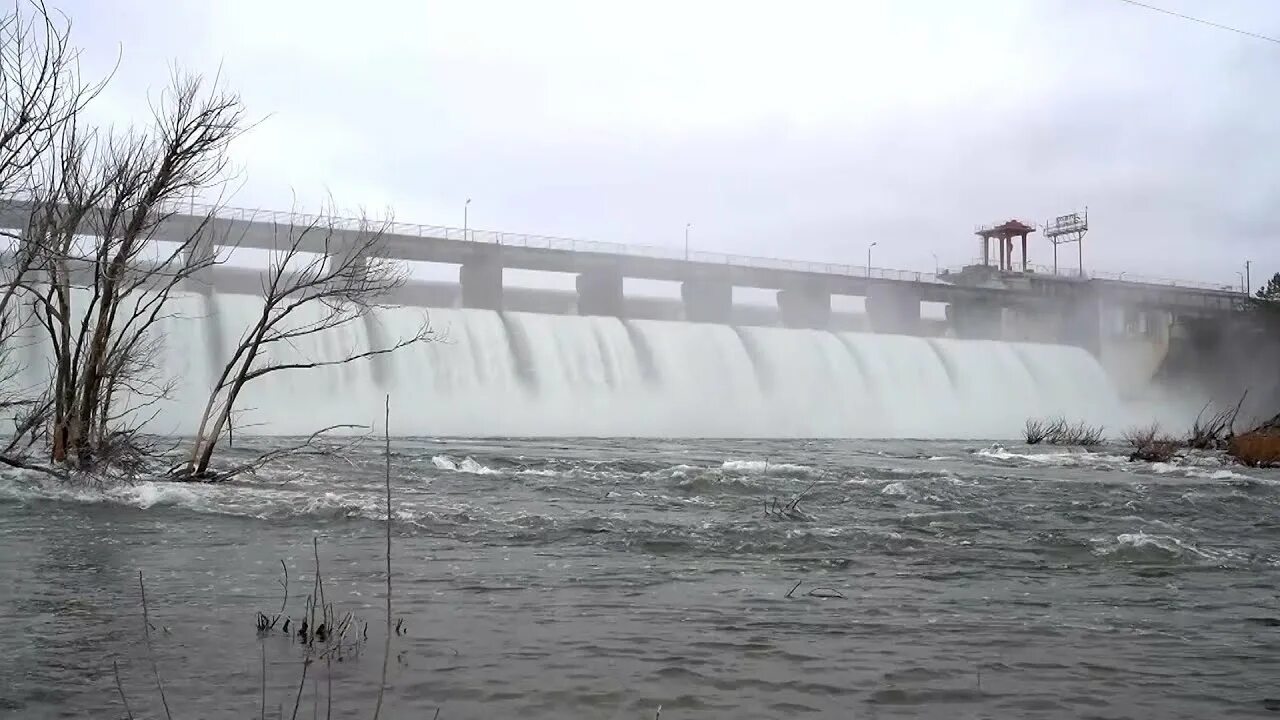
left=975, top=219, right=1037, bottom=272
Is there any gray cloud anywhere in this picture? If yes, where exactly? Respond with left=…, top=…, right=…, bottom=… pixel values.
left=61, top=0, right=1280, bottom=287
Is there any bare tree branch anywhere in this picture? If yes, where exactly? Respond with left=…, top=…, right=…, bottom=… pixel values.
left=181, top=202, right=431, bottom=478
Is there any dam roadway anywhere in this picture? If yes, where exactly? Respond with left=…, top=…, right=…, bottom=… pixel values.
left=0, top=200, right=1249, bottom=351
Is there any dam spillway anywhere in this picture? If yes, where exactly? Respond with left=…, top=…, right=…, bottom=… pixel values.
left=14, top=290, right=1127, bottom=438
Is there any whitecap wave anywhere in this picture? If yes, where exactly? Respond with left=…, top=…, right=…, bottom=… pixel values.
left=1149, top=462, right=1253, bottom=481
left=720, top=459, right=815, bottom=476
left=431, top=454, right=500, bottom=475
left=1093, top=531, right=1212, bottom=562
left=880, top=481, right=910, bottom=497
left=0, top=470, right=406, bottom=523
left=974, top=446, right=1129, bottom=466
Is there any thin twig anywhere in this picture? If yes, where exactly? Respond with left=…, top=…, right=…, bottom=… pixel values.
left=288, top=652, right=310, bottom=720
left=314, top=537, right=327, bottom=639
left=785, top=580, right=802, bottom=598
left=291, top=542, right=325, bottom=720
left=278, top=558, right=289, bottom=619
left=372, top=394, right=393, bottom=720
left=261, top=643, right=267, bottom=720
left=787, top=481, right=818, bottom=511
left=113, top=659, right=134, bottom=720
left=137, top=571, right=173, bottom=720
left=1228, top=389, right=1249, bottom=431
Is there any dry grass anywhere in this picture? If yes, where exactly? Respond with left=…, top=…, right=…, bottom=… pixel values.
left=1227, top=416, right=1280, bottom=468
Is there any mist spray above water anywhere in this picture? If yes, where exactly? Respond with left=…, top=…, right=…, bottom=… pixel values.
left=15, top=290, right=1132, bottom=438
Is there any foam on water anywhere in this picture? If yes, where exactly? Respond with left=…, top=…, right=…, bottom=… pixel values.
left=719, top=459, right=815, bottom=476
left=973, top=446, right=1131, bottom=466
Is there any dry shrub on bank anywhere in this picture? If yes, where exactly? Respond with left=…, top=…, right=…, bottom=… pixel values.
left=1121, top=424, right=1181, bottom=463
left=1187, top=398, right=1245, bottom=451
left=1024, top=417, right=1105, bottom=447
left=1024, top=418, right=1061, bottom=445
left=1055, top=420, right=1106, bottom=447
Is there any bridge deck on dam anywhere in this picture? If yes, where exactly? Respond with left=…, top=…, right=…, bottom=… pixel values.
left=0, top=199, right=1248, bottom=323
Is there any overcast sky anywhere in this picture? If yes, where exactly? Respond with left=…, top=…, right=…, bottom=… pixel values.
left=62, top=0, right=1280, bottom=289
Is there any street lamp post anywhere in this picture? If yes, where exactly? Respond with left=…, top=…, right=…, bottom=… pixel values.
left=867, top=242, right=877, bottom=278
left=1237, top=272, right=1246, bottom=294
left=931, top=252, right=939, bottom=274
left=685, top=223, right=691, bottom=261
left=464, top=198, right=471, bottom=241
left=1246, top=260, right=1252, bottom=295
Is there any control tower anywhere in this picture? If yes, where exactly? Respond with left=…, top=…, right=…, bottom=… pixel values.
left=975, top=219, right=1037, bottom=272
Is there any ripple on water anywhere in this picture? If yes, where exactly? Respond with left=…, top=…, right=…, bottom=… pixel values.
left=1, top=438, right=1278, bottom=719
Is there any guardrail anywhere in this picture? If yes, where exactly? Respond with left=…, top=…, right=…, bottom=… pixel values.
left=162, top=199, right=943, bottom=285
left=1088, top=270, right=1239, bottom=292
left=954, top=258, right=1245, bottom=295
left=138, top=199, right=1256, bottom=296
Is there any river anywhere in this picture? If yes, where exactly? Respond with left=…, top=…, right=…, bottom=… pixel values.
left=2, top=437, right=1277, bottom=718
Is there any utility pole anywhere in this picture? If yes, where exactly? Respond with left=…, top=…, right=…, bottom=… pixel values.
left=1246, top=260, right=1252, bottom=295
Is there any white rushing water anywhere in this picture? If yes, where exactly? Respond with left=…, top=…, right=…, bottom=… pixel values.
left=13, top=290, right=1131, bottom=438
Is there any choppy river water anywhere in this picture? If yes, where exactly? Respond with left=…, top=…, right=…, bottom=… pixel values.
left=1, top=437, right=1278, bottom=719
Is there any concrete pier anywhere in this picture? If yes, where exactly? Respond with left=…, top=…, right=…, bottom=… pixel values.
left=681, top=278, right=733, bottom=323
left=460, top=259, right=503, bottom=310
left=777, top=286, right=831, bottom=329
left=947, top=300, right=1004, bottom=340
left=576, top=269, right=624, bottom=317
left=866, top=284, right=922, bottom=335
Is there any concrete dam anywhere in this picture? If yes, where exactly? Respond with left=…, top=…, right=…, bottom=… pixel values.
left=0, top=202, right=1253, bottom=438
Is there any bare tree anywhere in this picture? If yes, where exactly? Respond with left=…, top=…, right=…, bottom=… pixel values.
left=2, top=2, right=427, bottom=480
left=0, top=0, right=110, bottom=197
left=0, top=0, right=111, bottom=471
left=179, top=208, right=431, bottom=479
left=18, top=70, right=245, bottom=469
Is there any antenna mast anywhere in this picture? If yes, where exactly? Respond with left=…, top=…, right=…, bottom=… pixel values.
left=1043, top=209, right=1089, bottom=277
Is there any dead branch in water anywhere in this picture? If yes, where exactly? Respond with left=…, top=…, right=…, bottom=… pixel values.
left=170, top=424, right=368, bottom=483
left=372, top=394, right=393, bottom=720
left=1188, top=392, right=1247, bottom=450
left=137, top=571, right=173, bottom=720
left=764, top=481, right=818, bottom=521
left=260, top=643, right=267, bottom=720
left=113, top=659, right=134, bottom=720
left=784, top=581, right=846, bottom=599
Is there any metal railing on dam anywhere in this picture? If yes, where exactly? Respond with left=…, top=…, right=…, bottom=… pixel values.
left=157, top=199, right=943, bottom=285
left=0, top=197, right=1248, bottom=313
left=159, top=199, right=1245, bottom=295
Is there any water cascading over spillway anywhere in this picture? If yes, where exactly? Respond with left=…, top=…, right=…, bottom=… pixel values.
left=16, top=290, right=1127, bottom=438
